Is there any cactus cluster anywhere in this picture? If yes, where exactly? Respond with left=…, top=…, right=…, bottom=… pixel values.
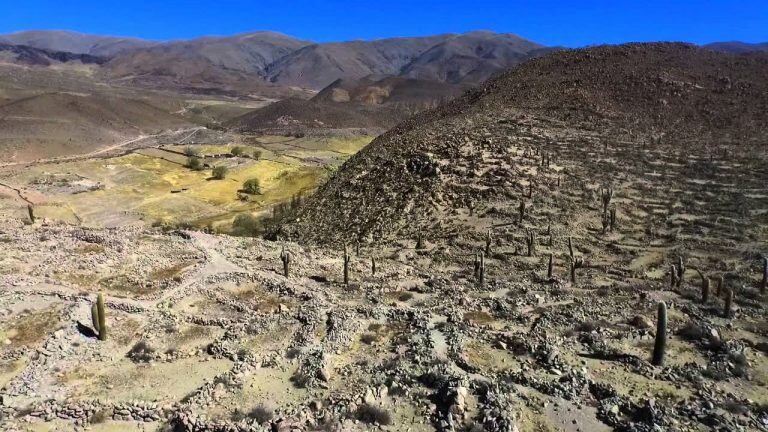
left=670, top=257, right=685, bottom=288
left=91, top=292, right=107, bottom=341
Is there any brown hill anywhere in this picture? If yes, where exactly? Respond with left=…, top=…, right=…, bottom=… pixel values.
left=704, top=41, right=768, bottom=54
left=0, top=43, right=105, bottom=67
left=281, top=43, right=768, bottom=244
left=399, top=31, right=546, bottom=83
left=312, top=75, right=469, bottom=107
left=225, top=97, right=400, bottom=134
left=0, top=30, right=156, bottom=56
left=102, top=32, right=312, bottom=97
left=227, top=74, right=469, bottom=134
left=265, top=32, right=546, bottom=89
left=263, top=35, right=452, bottom=89
left=0, top=92, right=191, bottom=162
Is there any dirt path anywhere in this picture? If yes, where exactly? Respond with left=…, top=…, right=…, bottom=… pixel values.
left=155, top=231, right=246, bottom=305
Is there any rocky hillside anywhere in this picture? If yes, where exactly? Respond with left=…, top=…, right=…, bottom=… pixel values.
left=0, top=43, right=106, bottom=67
left=281, top=43, right=768, bottom=245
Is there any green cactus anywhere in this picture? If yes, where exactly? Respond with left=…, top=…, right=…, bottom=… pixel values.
left=343, top=246, right=350, bottom=286
left=280, top=246, right=291, bottom=278
left=601, top=188, right=613, bottom=215
left=478, top=251, right=485, bottom=288
left=96, top=292, right=107, bottom=341
left=416, top=234, right=425, bottom=250
left=724, top=288, right=733, bottom=318
left=525, top=230, right=536, bottom=257
left=670, top=265, right=678, bottom=288
left=570, top=257, right=584, bottom=285
left=696, top=269, right=709, bottom=304
left=652, top=302, right=667, bottom=366
left=547, top=253, right=554, bottom=280
left=91, top=303, right=100, bottom=335
left=714, top=274, right=723, bottom=297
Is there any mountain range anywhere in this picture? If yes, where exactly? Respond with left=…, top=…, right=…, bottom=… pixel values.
left=0, top=30, right=550, bottom=96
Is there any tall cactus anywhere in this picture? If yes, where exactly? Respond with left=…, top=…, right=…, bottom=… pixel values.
left=93, top=292, right=107, bottom=341
left=547, top=253, right=554, bottom=280
left=27, top=204, right=35, bottom=223
left=280, top=246, right=291, bottom=278
left=696, top=269, right=709, bottom=304
left=609, top=208, right=617, bottom=231
left=485, top=229, right=493, bottom=256
left=343, top=246, right=350, bottom=286
left=91, top=303, right=100, bottom=335
left=416, top=234, right=425, bottom=250
left=761, top=256, right=767, bottom=295
left=478, top=251, right=485, bottom=288
left=724, top=288, right=733, bottom=318
left=570, top=257, right=584, bottom=285
left=676, top=256, right=685, bottom=287
left=519, top=201, right=526, bottom=224
left=601, top=188, right=613, bottom=215
left=371, top=256, right=376, bottom=276
left=652, top=302, right=667, bottom=366
left=525, top=230, right=536, bottom=257
left=670, top=265, right=678, bottom=288
left=714, top=274, right=723, bottom=297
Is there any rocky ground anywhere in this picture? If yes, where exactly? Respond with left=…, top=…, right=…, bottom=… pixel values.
left=1, top=192, right=768, bottom=432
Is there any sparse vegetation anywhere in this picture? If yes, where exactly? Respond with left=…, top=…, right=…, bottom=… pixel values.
left=186, top=156, right=203, bottom=171
left=354, top=403, right=392, bottom=425
left=243, top=178, right=261, bottom=194
left=211, top=165, right=228, bottom=179
left=127, top=340, right=155, bottom=363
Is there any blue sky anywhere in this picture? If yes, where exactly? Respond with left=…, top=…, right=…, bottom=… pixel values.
left=1, top=0, right=766, bottom=46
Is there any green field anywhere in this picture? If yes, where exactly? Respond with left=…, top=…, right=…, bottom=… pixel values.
left=1, top=135, right=372, bottom=233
